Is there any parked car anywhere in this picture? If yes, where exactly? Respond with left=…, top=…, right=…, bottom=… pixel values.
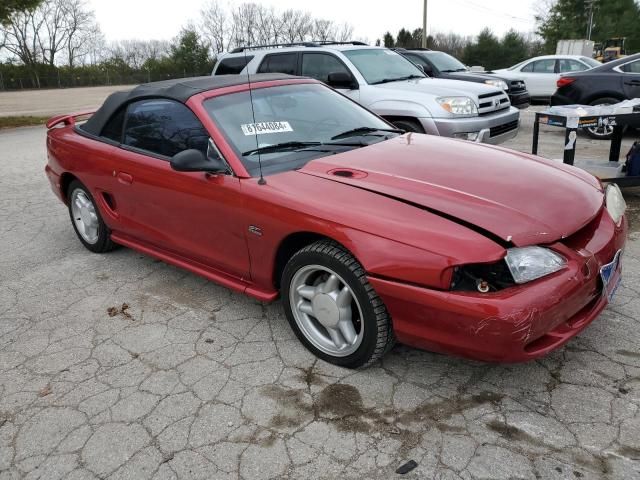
left=394, top=48, right=530, bottom=109
left=46, top=75, right=627, bottom=367
left=491, top=55, right=601, bottom=100
left=213, top=42, right=520, bottom=144
left=551, top=53, right=640, bottom=139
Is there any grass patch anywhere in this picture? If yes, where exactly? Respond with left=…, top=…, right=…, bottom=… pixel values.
left=0, top=116, right=49, bottom=129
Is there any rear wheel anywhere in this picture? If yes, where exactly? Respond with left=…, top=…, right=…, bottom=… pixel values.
left=281, top=240, right=395, bottom=368
left=584, top=97, right=620, bottom=140
left=390, top=119, right=425, bottom=133
left=67, top=180, right=117, bottom=253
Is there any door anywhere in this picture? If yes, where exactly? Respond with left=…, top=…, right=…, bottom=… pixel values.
left=105, top=98, right=251, bottom=279
left=620, top=59, right=640, bottom=99
left=300, top=52, right=360, bottom=101
left=519, top=59, right=558, bottom=97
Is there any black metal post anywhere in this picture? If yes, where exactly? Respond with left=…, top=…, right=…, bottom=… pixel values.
left=532, top=114, right=540, bottom=155
left=563, top=128, right=577, bottom=165
left=609, top=125, right=624, bottom=163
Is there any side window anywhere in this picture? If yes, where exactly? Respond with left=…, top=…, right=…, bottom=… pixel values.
left=523, top=59, right=556, bottom=73
left=559, top=59, right=588, bottom=73
left=622, top=60, right=640, bottom=73
left=301, top=53, right=352, bottom=83
left=101, top=108, right=125, bottom=143
left=257, top=53, right=298, bottom=75
left=215, top=56, right=254, bottom=75
left=123, top=100, right=209, bottom=158
left=403, top=53, right=430, bottom=70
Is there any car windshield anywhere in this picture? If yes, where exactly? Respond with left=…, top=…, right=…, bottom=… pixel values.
left=580, top=56, right=601, bottom=68
left=343, top=48, right=425, bottom=85
left=424, top=52, right=468, bottom=72
left=203, top=83, right=398, bottom=176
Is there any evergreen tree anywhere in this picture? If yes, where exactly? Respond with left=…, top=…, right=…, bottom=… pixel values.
left=382, top=32, right=395, bottom=48
left=170, top=28, right=213, bottom=75
left=0, top=0, right=42, bottom=24
left=462, top=28, right=501, bottom=69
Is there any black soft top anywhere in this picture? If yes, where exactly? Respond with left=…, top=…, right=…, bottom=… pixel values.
left=80, top=73, right=299, bottom=136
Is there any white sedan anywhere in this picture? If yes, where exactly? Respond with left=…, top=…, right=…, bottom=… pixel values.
left=491, top=55, right=601, bottom=100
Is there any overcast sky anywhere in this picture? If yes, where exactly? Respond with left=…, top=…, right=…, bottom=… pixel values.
left=90, top=0, right=540, bottom=44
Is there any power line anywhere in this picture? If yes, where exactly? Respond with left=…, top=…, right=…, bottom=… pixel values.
left=449, top=0, right=534, bottom=24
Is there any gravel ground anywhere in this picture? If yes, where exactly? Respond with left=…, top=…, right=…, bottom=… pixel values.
left=0, top=90, right=639, bottom=480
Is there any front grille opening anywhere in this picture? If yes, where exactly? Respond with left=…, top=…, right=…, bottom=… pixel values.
left=490, top=120, right=519, bottom=137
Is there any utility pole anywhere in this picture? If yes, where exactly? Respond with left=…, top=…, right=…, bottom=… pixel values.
left=422, top=0, right=428, bottom=48
left=586, top=0, right=595, bottom=40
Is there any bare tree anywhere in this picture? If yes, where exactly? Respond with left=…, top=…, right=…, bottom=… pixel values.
left=312, top=19, right=335, bottom=42
left=62, top=0, right=96, bottom=67
left=200, top=0, right=229, bottom=53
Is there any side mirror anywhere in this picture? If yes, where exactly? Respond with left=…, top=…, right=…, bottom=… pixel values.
left=327, top=72, right=357, bottom=90
left=170, top=148, right=227, bottom=173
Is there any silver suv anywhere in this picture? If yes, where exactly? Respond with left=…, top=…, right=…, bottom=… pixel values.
left=213, top=42, right=520, bottom=144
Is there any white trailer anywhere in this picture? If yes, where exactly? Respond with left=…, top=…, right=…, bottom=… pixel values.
left=556, top=40, right=595, bottom=57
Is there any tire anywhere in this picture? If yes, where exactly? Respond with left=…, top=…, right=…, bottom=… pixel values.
left=390, top=119, right=425, bottom=134
left=67, top=180, right=117, bottom=253
left=281, top=240, right=395, bottom=369
left=584, top=97, right=620, bottom=140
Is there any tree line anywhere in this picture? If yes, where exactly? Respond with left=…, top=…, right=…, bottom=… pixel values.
left=382, top=28, right=545, bottom=70
left=0, top=0, right=355, bottom=89
left=2, top=0, right=639, bottom=90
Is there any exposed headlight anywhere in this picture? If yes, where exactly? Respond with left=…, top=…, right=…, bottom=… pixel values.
left=485, top=79, right=509, bottom=91
left=605, top=184, right=626, bottom=226
left=504, top=247, right=566, bottom=284
left=437, top=96, right=478, bottom=116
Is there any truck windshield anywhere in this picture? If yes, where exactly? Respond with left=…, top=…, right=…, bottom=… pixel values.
left=343, top=49, right=425, bottom=85
left=203, top=83, right=398, bottom=176
left=424, top=52, right=468, bottom=72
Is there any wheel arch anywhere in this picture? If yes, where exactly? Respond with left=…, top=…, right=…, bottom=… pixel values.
left=585, top=92, right=625, bottom=105
left=273, top=232, right=349, bottom=289
left=59, top=172, right=80, bottom=203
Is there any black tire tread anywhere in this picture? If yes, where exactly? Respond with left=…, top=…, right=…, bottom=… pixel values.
left=286, top=239, right=395, bottom=368
left=67, top=180, right=118, bottom=254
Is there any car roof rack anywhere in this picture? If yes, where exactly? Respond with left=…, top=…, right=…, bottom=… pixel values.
left=393, top=47, right=432, bottom=52
left=230, top=40, right=368, bottom=53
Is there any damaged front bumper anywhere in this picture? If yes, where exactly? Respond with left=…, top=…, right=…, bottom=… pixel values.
left=369, top=210, right=628, bottom=363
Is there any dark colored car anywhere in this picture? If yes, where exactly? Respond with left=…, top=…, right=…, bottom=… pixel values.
left=396, top=48, right=530, bottom=109
left=551, top=53, right=640, bottom=139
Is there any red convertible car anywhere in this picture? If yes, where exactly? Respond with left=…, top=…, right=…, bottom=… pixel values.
left=45, top=74, right=627, bottom=368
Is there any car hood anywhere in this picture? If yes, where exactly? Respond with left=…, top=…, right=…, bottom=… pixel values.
left=373, top=77, right=501, bottom=98
left=298, top=134, right=603, bottom=246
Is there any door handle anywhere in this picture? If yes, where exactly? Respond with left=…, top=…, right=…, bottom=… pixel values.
left=626, top=80, right=640, bottom=86
left=115, top=171, right=133, bottom=185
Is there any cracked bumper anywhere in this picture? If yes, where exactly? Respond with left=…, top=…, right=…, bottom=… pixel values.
left=369, top=210, right=627, bottom=363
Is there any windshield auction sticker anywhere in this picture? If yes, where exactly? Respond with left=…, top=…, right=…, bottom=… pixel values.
left=241, top=121, right=293, bottom=136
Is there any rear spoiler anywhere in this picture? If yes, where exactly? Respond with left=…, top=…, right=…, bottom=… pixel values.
left=46, top=111, right=95, bottom=129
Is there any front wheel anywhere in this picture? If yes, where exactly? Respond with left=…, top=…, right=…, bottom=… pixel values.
left=281, top=240, right=394, bottom=368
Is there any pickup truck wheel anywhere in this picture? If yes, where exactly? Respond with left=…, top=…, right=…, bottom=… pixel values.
left=67, top=180, right=117, bottom=253
left=584, top=98, right=619, bottom=140
left=281, top=240, right=395, bottom=369
left=390, top=119, right=425, bottom=134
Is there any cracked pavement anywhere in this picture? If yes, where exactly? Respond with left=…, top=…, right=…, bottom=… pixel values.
left=1, top=124, right=639, bottom=480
